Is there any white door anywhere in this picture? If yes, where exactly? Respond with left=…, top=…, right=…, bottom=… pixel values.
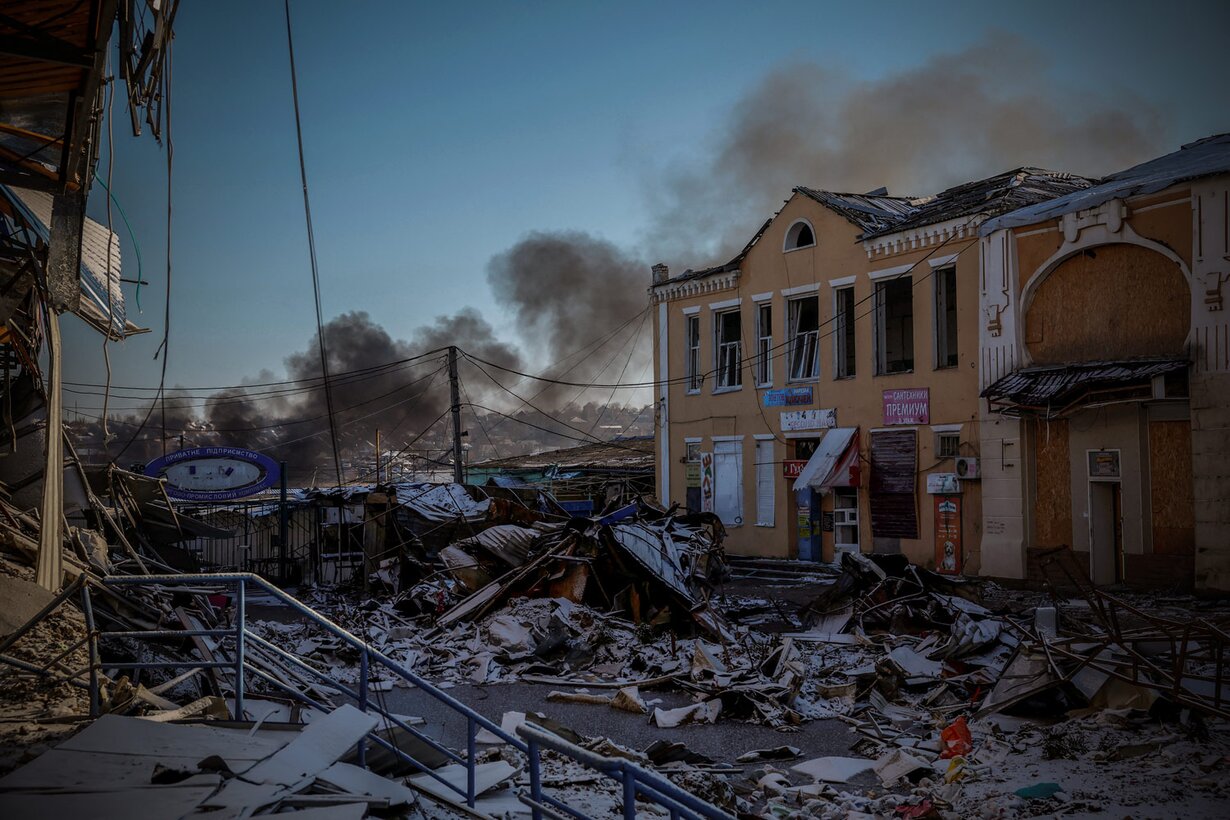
left=713, top=440, right=744, bottom=527
left=755, top=439, right=775, bottom=526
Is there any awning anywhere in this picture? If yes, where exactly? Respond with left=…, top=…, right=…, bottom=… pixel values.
left=982, top=358, right=1188, bottom=416
left=793, top=427, right=859, bottom=493
left=0, top=184, right=147, bottom=339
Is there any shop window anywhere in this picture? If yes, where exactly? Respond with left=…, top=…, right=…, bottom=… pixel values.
left=934, top=267, right=958, bottom=368
left=755, top=302, right=773, bottom=387
left=788, top=296, right=819, bottom=381
left=714, top=309, right=743, bottom=390
left=874, top=276, right=914, bottom=375
left=834, top=286, right=855, bottom=378
left=685, top=314, right=701, bottom=392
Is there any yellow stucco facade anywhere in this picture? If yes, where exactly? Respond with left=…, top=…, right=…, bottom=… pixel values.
left=650, top=191, right=985, bottom=571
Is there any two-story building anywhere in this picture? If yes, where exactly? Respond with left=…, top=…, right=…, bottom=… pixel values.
left=651, top=169, right=1090, bottom=571
left=977, top=134, right=1230, bottom=591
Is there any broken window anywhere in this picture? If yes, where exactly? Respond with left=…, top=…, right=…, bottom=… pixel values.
left=784, top=220, right=815, bottom=250
left=834, top=286, right=855, bottom=378
left=714, top=309, right=742, bottom=389
left=788, top=296, right=819, bottom=381
left=755, top=302, right=772, bottom=387
left=685, top=441, right=701, bottom=462
left=874, top=276, right=914, bottom=375
left=934, top=266, right=958, bottom=368
left=685, top=314, right=701, bottom=392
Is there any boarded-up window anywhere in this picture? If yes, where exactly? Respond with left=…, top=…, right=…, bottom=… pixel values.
left=870, top=429, right=917, bottom=538
left=1149, top=420, right=1194, bottom=555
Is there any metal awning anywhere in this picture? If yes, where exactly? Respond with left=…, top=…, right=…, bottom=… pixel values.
left=981, top=358, right=1188, bottom=416
left=793, top=427, right=859, bottom=493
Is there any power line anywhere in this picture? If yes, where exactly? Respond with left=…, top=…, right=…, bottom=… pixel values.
left=284, top=0, right=342, bottom=487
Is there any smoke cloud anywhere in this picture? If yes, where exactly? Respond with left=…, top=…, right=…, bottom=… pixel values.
left=644, top=35, right=1168, bottom=266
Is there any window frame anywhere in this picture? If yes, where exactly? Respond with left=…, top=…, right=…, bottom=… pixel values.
left=713, top=308, right=743, bottom=391
left=787, top=295, right=820, bottom=382
left=783, top=218, right=817, bottom=252
left=754, top=438, right=775, bottom=527
left=754, top=302, right=773, bottom=388
left=833, top=285, right=856, bottom=379
left=933, top=266, right=958, bottom=369
left=936, top=431, right=960, bottom=459
left=873, top=276, right=915, bottom=376
left=684, top=314, right=702, bottom=394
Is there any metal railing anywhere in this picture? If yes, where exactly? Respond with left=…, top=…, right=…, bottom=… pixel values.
left=97, top=573, right=728, bottom=819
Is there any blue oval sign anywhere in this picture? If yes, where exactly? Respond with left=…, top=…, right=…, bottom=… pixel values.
left=144, top=446, right=280, bottom=501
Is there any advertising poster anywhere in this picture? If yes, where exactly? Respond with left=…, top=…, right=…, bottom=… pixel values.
left=934, top=495, right=962, bottom=575
left=700, top=452, right=714, bottom=513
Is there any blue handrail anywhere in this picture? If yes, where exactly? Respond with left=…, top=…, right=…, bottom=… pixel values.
left=98, top=572, right=728, bottom=819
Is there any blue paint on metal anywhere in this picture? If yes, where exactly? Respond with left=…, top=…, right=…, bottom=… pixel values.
left=762, top=386, right=814, bottom=406
left=99, top=573, right=730, bottom=819
left=559, top=499, right=595, bottom=516
left=597, top=502, right=638, bottom=525
left=143, top=446, right=281, bottom=501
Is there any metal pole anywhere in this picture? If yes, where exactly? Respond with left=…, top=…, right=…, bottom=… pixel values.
left=448, top=346, right=464, bottom=484
left=466, top=717, right=477, bottom=807
left=279, top=461, right=289, bottom=584
left=357, top=648, right=368, bottom=768
left=528, top=736, right=543, bottom=820
left=234, top=579, right=246, bottom=720
left=80, top=585, right=100, bottom=717
left=623, top=768, right=637, bottom=820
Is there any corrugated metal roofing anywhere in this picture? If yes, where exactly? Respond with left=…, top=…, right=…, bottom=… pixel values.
left=980, top=134, right=1230, bottom=234
left=862, top=168, right=1094, bottom=239
left=981, top=358, right=1188, bottom=409
left=472, top=436, right=654, bottom=473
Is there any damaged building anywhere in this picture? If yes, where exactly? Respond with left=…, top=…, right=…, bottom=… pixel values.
left=650, top=169, right=1092, bottom=573
left=978, top=134, right=1230, bottom=592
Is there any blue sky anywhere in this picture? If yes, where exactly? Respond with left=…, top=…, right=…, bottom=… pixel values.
left=62, top=0, right=1230, bottom=411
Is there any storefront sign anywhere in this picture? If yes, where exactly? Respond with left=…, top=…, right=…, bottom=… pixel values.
left=882, top=388, right=930, bottom=425
left=685, top=464, right=701, bottom=488
left=782, top=408, right=836, bottom=432
left=782, top=459, right=807, bottom=479
left=144, top=446, right=280, bottom=501
left=934, top=495, right=962, bottom=575
left=763, top=386, right=813, bottom=407
left=1087, top=449, right=1121, bottom=478
left=699, top=452, right=714, bottom=513
left=926, top=472, right=961, bottom=494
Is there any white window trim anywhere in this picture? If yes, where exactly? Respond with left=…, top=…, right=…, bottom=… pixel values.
left=872, top=275, right=913, bottom=376
left=932, top=265, right=957, bottom=370
left=868, top=262, right=914, bottom=280
left=708, top=297, right=742, bottom=311
left=754, top=301, right=772, bottom=388
left=683, top=436, right=704, bottom=443
left=828, top=275, right=856, bottom=288
left=786, top=294, right=821, bottom=383
left=681, top=305, right=700, bottom=316
left=712, top=435, right=745, bottom=441
left=928, top=253, right=959, bottom=268
left=684, top=313, right=702, bottom=395
left=781, top=283, right=819, bottom=298
left=713, top=307, right=743, bottom=392
left=750, top=291, right=773, bottom=303
left=832, top=284, right=855, bottom=379
left=753, top=433, right=776, bottom=440
left=783, top=218, right=817, bottom=252
left=929, top=424, right=963, bottom=433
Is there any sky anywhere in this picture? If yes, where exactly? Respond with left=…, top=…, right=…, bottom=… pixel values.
left=61, top=0, right=1230, bottom=418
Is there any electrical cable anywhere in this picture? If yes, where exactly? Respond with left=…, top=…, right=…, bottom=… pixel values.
left=284, top=0, right=343, bottom=488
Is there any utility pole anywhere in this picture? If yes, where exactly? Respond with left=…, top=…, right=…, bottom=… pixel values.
left=374, top=428, right=381, bottom=485
left=448, top=346, right=464, bottom=484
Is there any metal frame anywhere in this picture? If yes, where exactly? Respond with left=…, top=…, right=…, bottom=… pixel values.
left=96, top=573, right=727, bottom=819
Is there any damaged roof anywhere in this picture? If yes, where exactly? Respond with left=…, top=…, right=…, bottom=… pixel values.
left=793, top=187, right=920, bottom=235
left=472, top=436, right=654, bottom=474
left=981, top=133, right=1230, bottom=234
left=862, top=168, right=1094, bottom=239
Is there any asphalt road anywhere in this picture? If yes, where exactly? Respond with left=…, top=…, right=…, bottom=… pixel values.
left=380, top=680, right=855, bottom=765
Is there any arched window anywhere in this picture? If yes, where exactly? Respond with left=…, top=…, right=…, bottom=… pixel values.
left=784, top=219, right=816, bottom=251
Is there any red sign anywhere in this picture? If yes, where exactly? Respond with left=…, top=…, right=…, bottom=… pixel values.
left=883, top=388, right=930, bottom=425
left=783, top=459, right=807, bottom=479
left=934, top=495, right=962, bottom=575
